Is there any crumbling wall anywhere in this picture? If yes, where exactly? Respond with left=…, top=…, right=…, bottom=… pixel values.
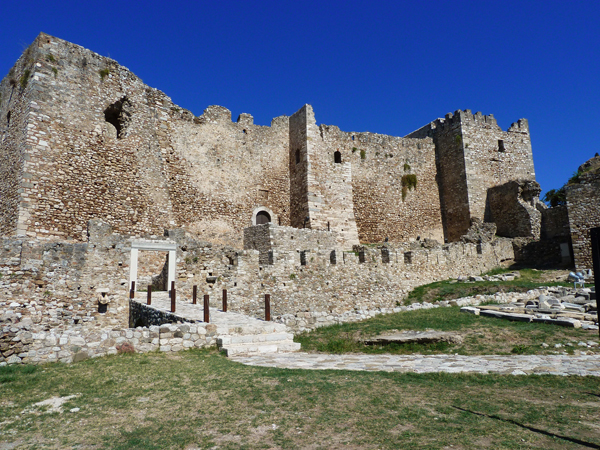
left=1, top=33, right=291, bottom=247
left=566, top=159, right=600, bottom=269
left=406, top=110, right=536, bottom=242
left=486, top=179, right=543, bottom=239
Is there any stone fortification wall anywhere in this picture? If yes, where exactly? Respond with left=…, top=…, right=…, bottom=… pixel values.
left=167, top=106, right=290, bottom=246
left=1, top=220, right=515, bottom=363
left=407, top=114, right=470, bottom=241
left=567, top=167, right=600, bottom=270
left=0, top=33, right=291, bottom=247
left=320, top=125, right=444, bottom=243
left=1, top=322, right=217, bottom=365
left=541, top=205, right=570, bottom=240
left=406, top=110, right=535, bottom=242
left=460, top=111, right=534, bottom=221
left=289, top=105, right=359, bottom=246
left=243, top=223, right=339, bottom=265
left=486, top=179, right=543, bottom=240
left=0, top=43, right=39, bottom=236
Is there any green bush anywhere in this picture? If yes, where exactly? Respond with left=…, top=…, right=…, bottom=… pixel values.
left=99, top=68, right=110, bottom=81
left=19, top=69, right=31, bottom=89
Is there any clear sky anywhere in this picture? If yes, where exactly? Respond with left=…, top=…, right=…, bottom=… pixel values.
left=1, top=0, right=598, bottom=198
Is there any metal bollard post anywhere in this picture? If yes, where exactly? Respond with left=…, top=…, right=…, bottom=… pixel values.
left=130, top=281, right=135, bottom=299
left=204, top=294, right=210, bottom=323
left=265, top=294, right=271, bottom=321
left=171, top=282, right=176, bottom=313
left=223, top=289, right=227, bottom=312
left=147, top=285, right=152, bottom=305
left=193, top=285, right=197, bottom=305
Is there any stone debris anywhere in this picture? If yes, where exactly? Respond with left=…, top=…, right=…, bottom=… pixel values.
left=363, top=330, right=463, bottom=345
left=21, top=395, right=79, bottom=415
left=459, top=285, right=598, bottom=330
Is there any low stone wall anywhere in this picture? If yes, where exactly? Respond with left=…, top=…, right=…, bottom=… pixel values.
left=129, top=299, right=192, bottom=328
left=1, top=321, right=219, bottom=366
left=274, top=289, right=546, bottom=332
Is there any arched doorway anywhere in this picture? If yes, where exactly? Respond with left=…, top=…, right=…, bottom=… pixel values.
left=256, top=210, right=271, bottom=224
left=251, top=206, right=276, bottom=226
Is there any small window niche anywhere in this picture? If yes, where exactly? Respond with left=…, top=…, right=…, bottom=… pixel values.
left=334, top=151, right=342, bottom=164
left=498, top=139, right=505, bottom=152
left=295, top=149, right=301, bottom=164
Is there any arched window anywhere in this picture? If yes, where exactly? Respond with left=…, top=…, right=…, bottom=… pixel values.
left=334, top=151, right=342, bottom=164
left=256, top=211, right=271, bottom=224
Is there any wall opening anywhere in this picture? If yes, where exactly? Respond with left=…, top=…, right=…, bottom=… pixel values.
left=498, top=139, right=505, bottom=152
left=295, top=149, right=300, bottom=164
left=334, top=151, right=342, bottom=164
left=256, top=210, right=271, bottom=224
left=404, top=252, right=413, bottom=264
left=358, top=249, right=365, bottom=263
left=330, top=250, right=336, bottom=265
left=6, top=111, right=11, bottom=127
left=104, top=97, right=131, bottom=139
left=381, top=247, right=390, bottom=264
left=300, top=250, right=307, bottom=266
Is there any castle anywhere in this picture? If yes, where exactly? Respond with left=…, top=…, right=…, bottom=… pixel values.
left=0, top=33, right=595, bottom=365
left=0, top=33, right=539, bottom=248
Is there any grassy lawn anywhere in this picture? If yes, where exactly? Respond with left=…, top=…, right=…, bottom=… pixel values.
left=1, top=349, right=600, bottom=449
left=295, top=306, right=598, bottom=356
left=297, top=269, right=597, bottom=356
left=405, top=268, right=579, bottom=305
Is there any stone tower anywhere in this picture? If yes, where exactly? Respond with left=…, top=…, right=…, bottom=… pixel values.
left=289, top=105, right=359, bottom=246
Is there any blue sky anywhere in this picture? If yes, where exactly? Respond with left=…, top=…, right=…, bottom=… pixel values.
left=1, top=0, right=598, bottom=197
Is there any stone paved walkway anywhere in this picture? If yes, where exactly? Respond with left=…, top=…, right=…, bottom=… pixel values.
left=230, top=353, right=600, bottom=376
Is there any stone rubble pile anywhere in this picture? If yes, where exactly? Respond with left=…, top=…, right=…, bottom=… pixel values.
left=460, top=285, right=598, bottom=330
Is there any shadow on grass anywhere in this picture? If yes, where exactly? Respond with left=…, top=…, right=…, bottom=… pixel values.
left=452, top=406, right=600, bottom=449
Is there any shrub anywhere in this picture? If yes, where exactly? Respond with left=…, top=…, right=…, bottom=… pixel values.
left=542, top=187, right=566, bottom=207
left=360, top=149, right=366, bottom=159
left=402, top=174, right=417, bottom=190
left=99, top=68, right=110, bottom=81
left=19, top=69, right=31, bottom=89
left=403, top=163, right=411, bottom=172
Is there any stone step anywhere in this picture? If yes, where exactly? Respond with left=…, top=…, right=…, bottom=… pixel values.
left=217, top=333, right=294, bottom=346
left=220, top=340, right=301, bottom=357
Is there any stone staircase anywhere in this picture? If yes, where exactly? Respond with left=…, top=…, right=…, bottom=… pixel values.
left=216, top=322, right=301, bottom=357
left=131, top=293, right=301, bottom=357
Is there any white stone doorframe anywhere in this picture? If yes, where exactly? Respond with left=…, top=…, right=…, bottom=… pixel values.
left=129, top=241, right=177, bottom=294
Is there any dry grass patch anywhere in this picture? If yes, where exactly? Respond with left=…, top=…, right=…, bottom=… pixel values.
left=1, top=350, right=599, bottom=449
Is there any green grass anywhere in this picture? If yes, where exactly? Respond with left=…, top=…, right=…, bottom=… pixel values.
left=405, top=268, right=576, bottom=305
left=1, top=349, right=599, bottom=449
left=295, top=305, right=597, bottom=356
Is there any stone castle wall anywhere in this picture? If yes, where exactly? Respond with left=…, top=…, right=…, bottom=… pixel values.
left=318, top=124, right=444, bottom=243
left=567, top=171, right=600, bottom=269
left=0, top=43, right=38, bottom=237
left=406, top=110, right=535, bottom=241
left=0, top=33, right=292, bottom=247
left=1, top=34, right=540, bottom=250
